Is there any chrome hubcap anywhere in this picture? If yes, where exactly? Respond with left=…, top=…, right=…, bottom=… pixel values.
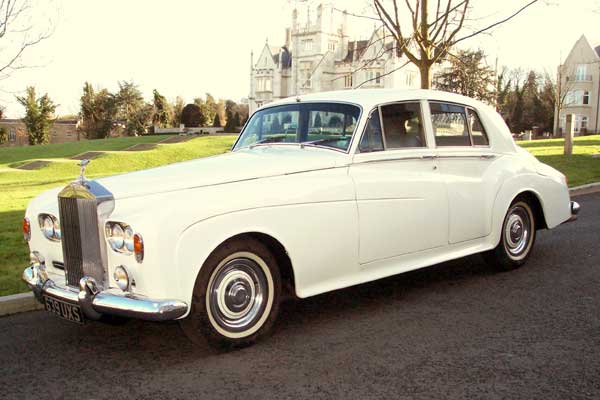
left=208, top=257, right=268, bottom=332
left=504, top=206, right=531, bottom=256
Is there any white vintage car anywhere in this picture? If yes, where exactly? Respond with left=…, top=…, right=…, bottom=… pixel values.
left=23, top=89, right=579, bottom=348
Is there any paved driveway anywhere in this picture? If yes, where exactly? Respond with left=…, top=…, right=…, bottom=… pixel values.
left=1, top=193, right=599, bottom=400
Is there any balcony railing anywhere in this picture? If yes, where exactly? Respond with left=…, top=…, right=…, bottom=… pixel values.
left=566, top=75, right=593, bottom=82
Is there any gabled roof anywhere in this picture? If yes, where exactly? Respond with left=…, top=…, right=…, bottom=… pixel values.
left=564, top=34, right=600, bottom=65
left=342, top=40, right=369, bottom=63
left=255, top=43, right=277, bottom=70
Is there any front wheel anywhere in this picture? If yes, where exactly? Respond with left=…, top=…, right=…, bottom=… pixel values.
left=483, top=199, right=536, bottom=270
left=180, top=237, right=281, bottom=350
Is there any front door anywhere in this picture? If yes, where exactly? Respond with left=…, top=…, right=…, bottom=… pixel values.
left=350, top=101, right=449, bottom=265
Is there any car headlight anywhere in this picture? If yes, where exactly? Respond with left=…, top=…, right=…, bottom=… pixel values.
left=38, top=214, right=61, bottom=242
left=106, top=222, right=139, bottom=260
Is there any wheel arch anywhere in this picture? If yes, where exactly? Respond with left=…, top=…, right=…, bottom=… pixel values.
left=513, top=190, right=548, bottom=230
left=491, top=182, right=550, bottom=248
left=215, top=232, right=297, bottom=298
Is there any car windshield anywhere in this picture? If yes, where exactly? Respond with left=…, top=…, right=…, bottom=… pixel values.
left=233, top=102, right=361, bottom=152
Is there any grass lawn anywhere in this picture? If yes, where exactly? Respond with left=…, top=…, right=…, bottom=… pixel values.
left=0, top=135, right=236, bottom=296
left=0, top=134, right=598, bottom=297
left=518, top=134, right=600, bottom=187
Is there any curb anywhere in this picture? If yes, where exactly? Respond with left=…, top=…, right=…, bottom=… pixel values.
left=569, top=182, right=600, bottom=197
left=1, top=182, right=599, bottom=318
left=0, top=292, right=43, bottom=317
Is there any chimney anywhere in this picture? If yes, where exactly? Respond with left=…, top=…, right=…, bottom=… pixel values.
left=317, top=3, right=323, bottom=27
left=292, top=8, right=298, bottom=31
left=285, top=28, right=291, bottom=48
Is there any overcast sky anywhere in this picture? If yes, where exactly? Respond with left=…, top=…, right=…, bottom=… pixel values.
left=0, top=0, right=598, bottom=118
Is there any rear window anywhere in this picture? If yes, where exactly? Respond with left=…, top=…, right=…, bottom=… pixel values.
left=430, top=102, right=470, bottom=147
left=467, top=108, right=489, bottom=146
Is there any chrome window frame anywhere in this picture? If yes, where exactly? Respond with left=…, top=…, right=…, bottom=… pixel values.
left=465, top=106, right=491, bottom=148
left=357, top=100, right=428, bottom=153
left=429, top=100, right=492, bottom=149
left=231, top=100, right=363, bottom=154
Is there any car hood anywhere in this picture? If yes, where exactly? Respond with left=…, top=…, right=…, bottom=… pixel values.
left=95, top=145, right=349, bottom=199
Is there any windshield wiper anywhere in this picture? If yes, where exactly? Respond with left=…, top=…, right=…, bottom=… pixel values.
left=249, top=135, right=288, bottom=148
left=302, top=137, right=345, bottom=147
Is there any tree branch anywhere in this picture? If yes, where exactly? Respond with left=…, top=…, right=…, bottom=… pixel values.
left=453, top=0, right=539, bottom=45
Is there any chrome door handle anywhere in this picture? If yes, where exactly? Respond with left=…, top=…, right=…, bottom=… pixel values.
left=480, top=154, right=496, bottom=160
left=421, top=155, right=437, bottom=160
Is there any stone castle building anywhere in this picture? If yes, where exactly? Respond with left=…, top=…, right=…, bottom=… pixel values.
left=555, top=35, right=600, bottom=135
left=248, top=3, right=421, bottom=114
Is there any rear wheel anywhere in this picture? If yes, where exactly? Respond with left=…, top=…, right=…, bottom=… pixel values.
left=180, top=237, right=281, bottom=350
left=483, top=199, right=536, bottom=270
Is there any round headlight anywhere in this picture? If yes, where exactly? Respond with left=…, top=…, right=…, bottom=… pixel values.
left=110, top=224, right=125, bottom=250
left=123, top=226, right=134, bottom=252
left=41, top=216, right=55, bottom=239
left=113, top=265, right=130, bottom=291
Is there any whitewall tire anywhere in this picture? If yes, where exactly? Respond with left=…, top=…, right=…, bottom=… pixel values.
left=180, top=236, right=281, bottom=349
left=483, top=199, right=537, bottom=270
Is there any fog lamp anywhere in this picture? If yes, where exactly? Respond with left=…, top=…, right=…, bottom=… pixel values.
left=113, top=266, right=130, bottom=292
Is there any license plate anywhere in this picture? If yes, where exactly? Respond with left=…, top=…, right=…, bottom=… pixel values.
left=43, top=295, right=85, bottom=324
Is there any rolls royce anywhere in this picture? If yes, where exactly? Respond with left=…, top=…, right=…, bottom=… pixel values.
left=22, top=89, right=579, bottom=349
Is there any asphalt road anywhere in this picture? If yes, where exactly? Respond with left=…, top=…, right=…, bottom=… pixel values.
left=1, top=193, right=599, bottom=400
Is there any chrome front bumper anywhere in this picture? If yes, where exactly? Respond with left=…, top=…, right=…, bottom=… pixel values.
left=22, top=265, right=188, bottom=322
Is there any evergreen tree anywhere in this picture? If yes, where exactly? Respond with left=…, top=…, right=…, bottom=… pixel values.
left=16, top=86, right=57, bottom=145
left=433, top=49, right=496, bottom=105
left=171, top=96, right=185, bottom=127
left=224, top=110, right=235, bottom=132
left=152, top=89, right=172, bottom=128
left=213, top=112, right=222, bottom=127
left=314, top=113, right=322, bottom=128
left=233, top=112, right=241, bottom=128
left=113, top=81, right=147, bottom=135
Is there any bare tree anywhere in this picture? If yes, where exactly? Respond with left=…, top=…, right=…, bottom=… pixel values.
left=372, top=0, right=540, bottom=88
left=0, top=0, right=55, bottom=81
left=553, top=63, right=576, bottom=138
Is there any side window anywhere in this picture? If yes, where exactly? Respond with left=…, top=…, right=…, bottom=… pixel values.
left=359, top=111, right=384, bottom=152
left=467, top=108, right=489, bottom=146
left=430, top=102, right=470, bottom=147
left=380, top=102, right=425, bottom=149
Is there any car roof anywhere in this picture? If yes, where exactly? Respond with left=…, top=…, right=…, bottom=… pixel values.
left=258, top=89, right=517, bottom=154
left=266, top=89, right=491, bottom=112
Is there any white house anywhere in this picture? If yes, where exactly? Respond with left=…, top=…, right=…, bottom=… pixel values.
left=555, top=34, right=600, bottom=135
left=248, top=3, right=422, bottom=114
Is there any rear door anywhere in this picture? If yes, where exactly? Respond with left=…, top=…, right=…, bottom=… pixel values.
left=428, top=101, right=498, bottom=244
left=350, top=100, right=449, bottom=265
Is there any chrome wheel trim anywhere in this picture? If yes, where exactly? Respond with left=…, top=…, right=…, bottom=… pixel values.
left=206, top=252, right=274, bottom=339
left=504, top=204, right=533, bottom=260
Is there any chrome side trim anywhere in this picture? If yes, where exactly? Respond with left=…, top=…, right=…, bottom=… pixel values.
left=23, top=265, right=188, bottom=322
left=355, top=155, right=435, bottom=164
left=435, top=154, right=496, bottom=160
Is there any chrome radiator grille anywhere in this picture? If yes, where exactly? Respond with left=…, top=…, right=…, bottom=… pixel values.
left=58, top=195, right=106, bottom=287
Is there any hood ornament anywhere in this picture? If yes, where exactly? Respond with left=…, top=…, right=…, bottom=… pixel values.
left=77, top=159, right=90, bottom=184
